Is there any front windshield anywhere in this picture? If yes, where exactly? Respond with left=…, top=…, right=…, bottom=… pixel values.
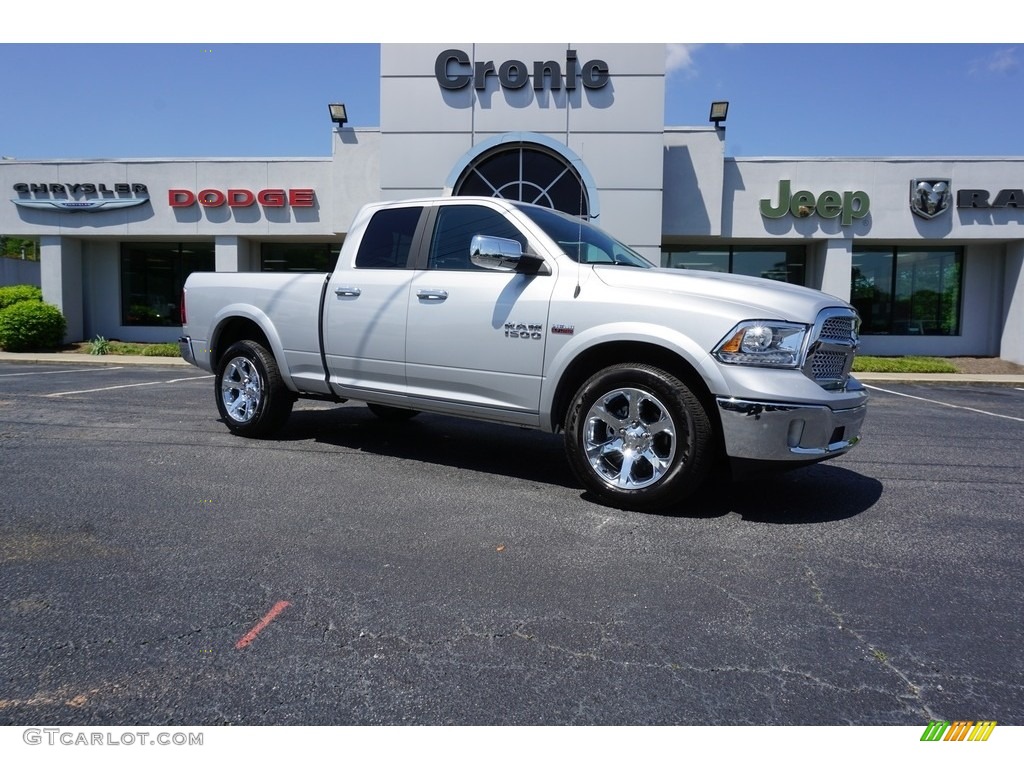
left=513, top=204, right=653, bottom=268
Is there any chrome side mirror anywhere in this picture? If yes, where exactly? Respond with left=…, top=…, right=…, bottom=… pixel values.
left=470, top=235, right=549, bottom=274
left=470, top=235, right=523, bottom=272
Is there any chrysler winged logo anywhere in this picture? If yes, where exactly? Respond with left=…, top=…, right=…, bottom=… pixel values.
left=12, top=197, right=148, bottom=211
left=910, top=179, right=952, bottom=219
left=11, top=182, right=150, bottom=212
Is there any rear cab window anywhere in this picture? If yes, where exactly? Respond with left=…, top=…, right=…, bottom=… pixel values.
left=355, top=206, right=424, bottom=269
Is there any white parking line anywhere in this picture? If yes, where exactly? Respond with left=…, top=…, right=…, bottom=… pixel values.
left=865, top=384, right=1024, bottom=423
left=44, top=375, right=213, bottom=397
left=0, top=367, right=125, bottom=377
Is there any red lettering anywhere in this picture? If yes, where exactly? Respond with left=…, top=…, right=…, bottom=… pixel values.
left=228, top=189, right=256, bottom=207
left=168, top=187, right=314, bottom=208
left=198, top=189, right=226, bottom=207
left=257, top=189, right=285, bottom=207
left=168, top=189, right=196, bottom=207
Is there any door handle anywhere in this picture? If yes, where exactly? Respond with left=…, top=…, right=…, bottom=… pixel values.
left=334, top=286, right=361, bottom=297
left=416, top=289, right=448, bottom=301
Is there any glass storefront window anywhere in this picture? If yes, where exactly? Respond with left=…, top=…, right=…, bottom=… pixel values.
left=731, top=247, right=806, bottom=283
left=661, top=246, right=806, bottom=285
left=260, top=242, right=341, bottom=273
left=852, top=247, right=962, bottom=335
left=663, top=249, right=728, bottom=272
left=120, top=242, right=214, bottom=326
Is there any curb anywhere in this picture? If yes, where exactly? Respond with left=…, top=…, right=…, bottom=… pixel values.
left=855, top=372, right=1024, bottom=385
left=0, top=352, right=190, bottom=367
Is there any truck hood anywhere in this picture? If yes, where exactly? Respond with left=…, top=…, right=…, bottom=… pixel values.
left=591, top=266, right=851, bottom=321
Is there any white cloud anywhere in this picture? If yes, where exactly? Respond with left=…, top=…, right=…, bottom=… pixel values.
left=971, top=47, right=1018, bottom=75
left=665, top=44, right=701, bottom=77
left=987, top=47, right=1018, bottom=73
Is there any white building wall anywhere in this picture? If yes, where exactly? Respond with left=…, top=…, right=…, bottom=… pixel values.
left=813, top=240, right=853, bottom=302
left=1002, top=242, right=1024, bottom=365
left=380, top=43, right=666, bottom=262
left=215, top=236, right=250, bottom=272
left=329, top=129, right=383, bottom=222
left=81, top=241, right=120, bottom=341
left=725, top=157, right=1024, bottom=241
left=662, top=128, right=726, bottom=238
left=40, top=235, right=82, bottom=342
left=1, top=158, right=338, bottom=238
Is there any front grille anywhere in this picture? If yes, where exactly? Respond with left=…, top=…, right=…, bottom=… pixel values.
left=812, top=350, right=850, bottom=381
left=803, top=308, right=860, bottom=389
left=820, top=316, right=856, bottom=344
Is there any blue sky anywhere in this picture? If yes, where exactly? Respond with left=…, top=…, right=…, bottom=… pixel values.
left=2, top=7, right=1020, bottom=161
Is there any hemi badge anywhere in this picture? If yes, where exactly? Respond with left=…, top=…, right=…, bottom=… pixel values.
left=551, top=324, right=574, bottom=335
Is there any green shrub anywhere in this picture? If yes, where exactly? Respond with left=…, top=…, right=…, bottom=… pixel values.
left=0, top=284, right=43, bottom=310
left=0, top=300, right=67, bottom=351
left=89, top=335, right=111, bottom=355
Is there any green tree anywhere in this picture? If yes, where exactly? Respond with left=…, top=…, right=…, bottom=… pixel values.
left=1, top=236, right=39, bottom=261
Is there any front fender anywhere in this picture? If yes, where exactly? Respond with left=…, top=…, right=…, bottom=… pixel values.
left=539, top=322, right=727, bottom=430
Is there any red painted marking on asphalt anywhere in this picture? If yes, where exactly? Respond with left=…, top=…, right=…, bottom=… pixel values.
left=234, top=600, right=291, bottom=649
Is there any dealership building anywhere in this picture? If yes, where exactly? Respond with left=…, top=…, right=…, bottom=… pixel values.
left=2, top=44, right=1023, bottom=363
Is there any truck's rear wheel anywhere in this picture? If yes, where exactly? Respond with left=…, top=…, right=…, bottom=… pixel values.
left=564, top=364, right=712, bottom=511
left=215, top=340, right=294, bottom=437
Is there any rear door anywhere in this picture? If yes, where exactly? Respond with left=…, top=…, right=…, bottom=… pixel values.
left=322, top=204, right=426, bottom=396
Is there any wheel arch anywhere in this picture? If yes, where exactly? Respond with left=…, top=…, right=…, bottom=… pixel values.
left=209, top=309, right=296, bottom=391
left=547, top=341, right=724, bottom=451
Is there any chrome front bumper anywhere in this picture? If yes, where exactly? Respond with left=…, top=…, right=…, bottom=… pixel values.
left=716, top=395, right=867, bottom=462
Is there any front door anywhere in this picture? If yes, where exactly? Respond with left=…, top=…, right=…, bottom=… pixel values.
left=405, top=203, right=556, bottom=414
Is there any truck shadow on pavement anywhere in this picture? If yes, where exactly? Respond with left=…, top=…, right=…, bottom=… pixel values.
left=278, top=405, right=883, bottom=524
left=656, top=462, right=884, bottom=524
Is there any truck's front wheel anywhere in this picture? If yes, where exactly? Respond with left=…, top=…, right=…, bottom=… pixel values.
left=215, top=340, right=294, bottom=437
left=564, top=364, right=712, bottom=511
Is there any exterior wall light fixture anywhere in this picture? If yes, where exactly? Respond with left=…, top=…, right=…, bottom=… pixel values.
left=709, top=101, right=729, bottom=129
left=328, top=103, right=348, bottom=126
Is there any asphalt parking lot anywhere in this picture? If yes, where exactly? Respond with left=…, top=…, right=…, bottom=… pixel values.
left=1, top=361, right=1021, bottom=726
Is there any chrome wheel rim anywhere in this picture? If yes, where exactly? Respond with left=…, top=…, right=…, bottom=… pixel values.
left=583, top=387, right=679, bottom=489
left=221, top=356, right=262, bottom=424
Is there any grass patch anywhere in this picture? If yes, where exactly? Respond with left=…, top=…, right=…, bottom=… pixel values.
left=853, top=356, right=958, bottom=374
left=73, top=340, right=181, bottom=357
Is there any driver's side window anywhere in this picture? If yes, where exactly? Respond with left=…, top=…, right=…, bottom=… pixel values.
left=429, top=205, right=527, bottom=271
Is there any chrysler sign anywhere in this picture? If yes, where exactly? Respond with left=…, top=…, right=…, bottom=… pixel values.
left=11, top=182, right=149, bottom=211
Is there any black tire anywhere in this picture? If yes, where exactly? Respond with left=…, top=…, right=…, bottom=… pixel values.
left=564, top=363, right=713, bottom=511
left=214, top=340, right=294, bottom=437
left=367, top=403, right=420, bottom=422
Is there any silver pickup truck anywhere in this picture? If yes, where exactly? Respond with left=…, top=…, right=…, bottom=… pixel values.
left=179, top=196, right=867, bottom=510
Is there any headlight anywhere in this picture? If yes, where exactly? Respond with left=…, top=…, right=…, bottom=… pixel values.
left=713, top=321, right=808, bottom=368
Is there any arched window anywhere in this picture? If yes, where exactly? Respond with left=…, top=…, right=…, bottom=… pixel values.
left=453, top=142, right=590, bottom=218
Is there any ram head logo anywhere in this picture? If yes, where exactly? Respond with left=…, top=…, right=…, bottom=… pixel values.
left=910, top=179, right=952, bottom=219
